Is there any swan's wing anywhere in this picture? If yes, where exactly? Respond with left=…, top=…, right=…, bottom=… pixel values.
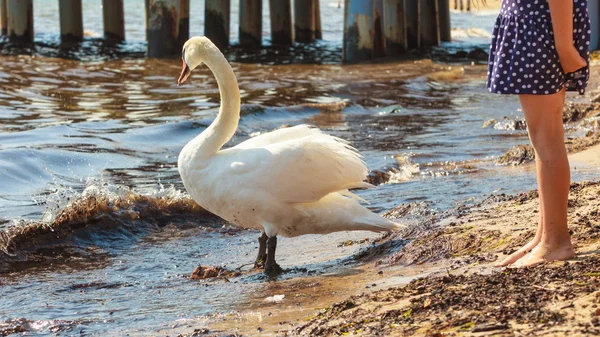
left=233, top=131, right=371, bottom=204
left=233, top=124, right=321, bottom=150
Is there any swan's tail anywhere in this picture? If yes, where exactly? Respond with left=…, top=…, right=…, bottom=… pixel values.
left=352, top=213, right=405, bottom=233
left=338, top=189, right=404, bottom=232
left=290, top=192, right=405, bottom=236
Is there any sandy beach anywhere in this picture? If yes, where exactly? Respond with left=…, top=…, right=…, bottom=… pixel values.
left=292, top=177, right=600, bottom=336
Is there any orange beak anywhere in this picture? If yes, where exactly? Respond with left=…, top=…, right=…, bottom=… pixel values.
left=177, top=58, right=190, bottom=86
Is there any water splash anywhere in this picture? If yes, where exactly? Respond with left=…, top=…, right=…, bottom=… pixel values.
left=386, top=155, right=421, bottom=184
left=0, top=179, right=218, bottom=273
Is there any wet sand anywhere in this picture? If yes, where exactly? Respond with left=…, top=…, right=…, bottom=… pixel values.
left=291, top=178, right=600, bottom=336
left=179, top=176, right=600, bottom=337
left=572, top=142, right=600, bottom=168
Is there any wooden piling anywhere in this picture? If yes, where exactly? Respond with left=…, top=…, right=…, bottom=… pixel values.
left=206, top=0, right=230, bottom=49
left=146, top=0, right=180, bottom=57
left=0, top=0, right=7, bottom=36
left=314, top=0, right=322, bottom=39
left=405, top=0, right=419, bottom=49
left=103, top=0, right=125, bottom=41
left=7, top=0, right=33, bottom=43
left=373, top=0, right=385, bottom=57
left=59, top=0, right=83, bottom=42
left=239, top=0, right=262, bottom=46
left=269, top=0, right=292, bottom=45
left=177, top=0, right=189, bottom=50
left=294, top=0, right=316, bottom=42
left=420, top=0, right=439, bottom=47
left=437, top=0, right=451, bottom=42
left=457, top=0, right=471, bottom=11
left=343, top=0, right=373, bottom=63
left=383, top=0, right=406, bottom=55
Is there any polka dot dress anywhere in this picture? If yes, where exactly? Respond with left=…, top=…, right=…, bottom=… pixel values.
left=487, top=0, right=590, bottom=95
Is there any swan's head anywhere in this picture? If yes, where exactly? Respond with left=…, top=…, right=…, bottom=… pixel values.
left=178, top=36, right=219, bottom=86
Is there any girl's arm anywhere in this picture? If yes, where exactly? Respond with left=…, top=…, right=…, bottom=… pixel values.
left=547, top=0, right=586, bottom=73
left=548, top=0, right=574, bottom=50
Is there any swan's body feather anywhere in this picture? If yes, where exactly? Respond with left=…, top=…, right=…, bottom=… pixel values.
left=233, top=124, right=320, bottom=149
left=177, top=36, right=402, bottom=242
left=180, top=125, right=401, bottom=237
left=230, top=125, right=371, bottom=203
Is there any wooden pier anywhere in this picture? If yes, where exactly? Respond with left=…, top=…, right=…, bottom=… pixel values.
left=343, top=0, right=453, bottom=62
left=103, top=0, right=125, bottom=41
left=59, top=0, right=84, bottom=42
left=6, top=0, right=33, bottom=44
left=454, top=0, right=471, bottom=11
left=205, top=0, right=230, bottom=49
left=269, top=0, right=293, bottom=45
left=0, top=0, right=454, bottom=63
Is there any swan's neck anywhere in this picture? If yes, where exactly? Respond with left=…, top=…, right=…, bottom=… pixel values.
left=184, top=50, right=240, bottom=162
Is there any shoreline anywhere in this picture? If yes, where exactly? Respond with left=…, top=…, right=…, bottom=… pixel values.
left=176, top=161, right=600, bottom=336
left=175, top=80, right=600, bottom=336
left=291, top=178, right=600, bottom=336
left=168, top=142, right=600, bottom=336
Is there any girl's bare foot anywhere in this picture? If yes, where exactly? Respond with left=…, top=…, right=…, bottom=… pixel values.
left=495, top=237, right=540, bottom=267
left=511, top=241, right=575, bottom=268
left=496, top=213, right=543, bottom=267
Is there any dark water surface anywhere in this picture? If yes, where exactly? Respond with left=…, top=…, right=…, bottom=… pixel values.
left=1, top=2, right=599, bottom=336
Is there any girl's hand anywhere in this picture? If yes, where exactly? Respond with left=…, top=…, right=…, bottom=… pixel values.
left=557, top=44, right=586, bottom=74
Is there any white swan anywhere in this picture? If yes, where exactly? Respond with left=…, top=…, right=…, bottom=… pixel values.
left=177, top=36, right=402, bottom=273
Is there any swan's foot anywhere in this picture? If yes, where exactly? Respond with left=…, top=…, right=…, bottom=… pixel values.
left=254, top=232, right=268, bottom=269
left=264, top=262, right=283, bottom=275
left=264, top=236, right=283, bottom=275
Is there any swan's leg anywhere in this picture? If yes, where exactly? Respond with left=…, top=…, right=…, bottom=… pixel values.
left=264, top=236, right=283, bottom=274
left=254, top=232, right=268, bottom=268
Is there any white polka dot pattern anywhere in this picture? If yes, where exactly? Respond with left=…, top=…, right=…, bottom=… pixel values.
left=486, top=0, right=590, bottom=95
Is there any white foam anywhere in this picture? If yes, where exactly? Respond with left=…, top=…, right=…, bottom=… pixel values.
left=39, top=178, right=187, bottom=223
left=385, top=156, right=420, bottom=185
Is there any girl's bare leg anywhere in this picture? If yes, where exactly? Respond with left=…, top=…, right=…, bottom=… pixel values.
left=496, top=0, right=586, bottom=267
left=512, top=89, right=574, bottom=267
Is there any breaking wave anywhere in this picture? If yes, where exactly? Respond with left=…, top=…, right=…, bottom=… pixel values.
left=0, top=179, right=220, bottom=273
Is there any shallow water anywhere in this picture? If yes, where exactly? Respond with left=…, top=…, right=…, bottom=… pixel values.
left=1, top=2, right=600, bottom=336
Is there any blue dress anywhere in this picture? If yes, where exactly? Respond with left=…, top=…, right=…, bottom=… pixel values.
left=487, top=0, right=590, bottom=95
